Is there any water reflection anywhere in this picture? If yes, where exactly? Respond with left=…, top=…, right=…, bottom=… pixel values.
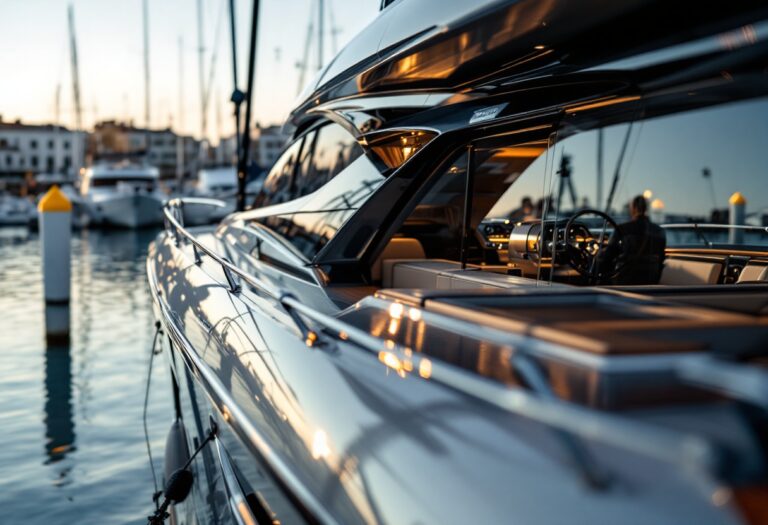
left=0, top=226, right=173, bottom=525
left=43, top=343, right=76, bottom=468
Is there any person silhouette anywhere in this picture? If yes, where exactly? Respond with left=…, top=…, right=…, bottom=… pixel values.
left=599, top=195, right=666, bottom=285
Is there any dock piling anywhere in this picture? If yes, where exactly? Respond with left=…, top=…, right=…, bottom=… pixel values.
left=38, top=185, right=72, bottom=344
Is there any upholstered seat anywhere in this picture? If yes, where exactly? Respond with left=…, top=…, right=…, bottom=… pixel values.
left=737, top=262, right=768, bottom=283
left=659, top=257, right=723, bottom=285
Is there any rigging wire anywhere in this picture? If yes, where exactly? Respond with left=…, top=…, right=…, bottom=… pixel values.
left=143, top=321, right=163, bottom=510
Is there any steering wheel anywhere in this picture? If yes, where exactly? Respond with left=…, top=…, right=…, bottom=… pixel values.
left=563, top=209, right=624, bottom=282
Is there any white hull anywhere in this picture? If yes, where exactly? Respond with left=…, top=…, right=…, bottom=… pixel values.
left=91, top=194, right=163, bottom=228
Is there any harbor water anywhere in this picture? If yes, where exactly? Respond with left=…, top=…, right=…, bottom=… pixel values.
left=0, top=227, right=173, bottom=525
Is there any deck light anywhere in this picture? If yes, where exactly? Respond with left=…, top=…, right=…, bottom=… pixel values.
left=419, top=358, right=432, bottom=379
left=389, top=302, right=404, bottom=319
left=311, top=430, right=331, bottom=460
left=408, top=308, right=422, bottom=322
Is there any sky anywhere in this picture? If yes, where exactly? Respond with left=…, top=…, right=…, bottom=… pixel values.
left=0, top=0, right=380, bottom=142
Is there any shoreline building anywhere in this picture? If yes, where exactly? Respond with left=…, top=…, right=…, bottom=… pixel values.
left=251, top=124, right=289, bottom=170
left=90, top=120, right=200, bottom=181
left=0, top=116, right=85, bottom=194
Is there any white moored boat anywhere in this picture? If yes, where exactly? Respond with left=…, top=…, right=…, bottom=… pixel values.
left=81, top=164, right=164, bottom=228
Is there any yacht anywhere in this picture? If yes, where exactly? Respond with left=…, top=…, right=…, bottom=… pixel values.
left=0, top=193, right=34, bottom=226
left=146, top=1, right=768, bottom=523
left=181, top=167, right=238, bottom=225
left=81, top=163, right=164, bottom=228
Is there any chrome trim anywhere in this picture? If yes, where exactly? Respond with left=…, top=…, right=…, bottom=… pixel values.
left=662, top=223, right=768, bottom=233
left=285, top=296, right=722, bottom=479
left=160, top=198, right=723, bottom=481
left=677, top=356, right=768, bottom=410
left=147, top=261, right=339, bottom=525
left=216, top=438, right=258, bottom=525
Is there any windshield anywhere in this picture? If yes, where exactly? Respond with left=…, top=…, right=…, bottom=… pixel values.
left=487, top=97, right=768, bottom=248
left=389, top=95, right=768, bottom=288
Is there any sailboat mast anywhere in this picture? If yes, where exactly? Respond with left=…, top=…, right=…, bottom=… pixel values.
left=237, top=0, right=261, bottom=211
left=296, top=0, right=314, bottom=95
left=197, top=0, right=207, bottom=143
left=177, top=36, right=185, bottom=190
left=317, top=0, right=324, bottom=70
left=67, top=4, right=82, bottom=176
left=143, top=0, right=150, bottom=131
left=54, top=84, right=61, bottom=174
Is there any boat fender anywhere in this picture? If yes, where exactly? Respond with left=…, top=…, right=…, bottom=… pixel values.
left=148, top=423, right=218, bottom=524
left=164, top=418, right=191, bottom=486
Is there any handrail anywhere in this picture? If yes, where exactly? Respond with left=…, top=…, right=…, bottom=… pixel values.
left=160, top=198, right=725, bottom=483
left=148, top=269, right=337, bottom=525
left=662, top=223, right=768, bottom=233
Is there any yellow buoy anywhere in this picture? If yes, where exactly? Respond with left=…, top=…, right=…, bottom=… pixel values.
left=38, top=185, right=72, bottom=213
left=729, top=192, right=746, bottom=205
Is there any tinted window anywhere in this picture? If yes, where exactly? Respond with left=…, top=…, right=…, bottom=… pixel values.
left=297, top=123, right=363, bottom=196
left=260, top=210, right=357, bottom=261
left=399, top=143, right=545, bottom=260
left=252, top=150, right=386, bottom=260
left=295, top=129, right=317, bottom=193
left=487, top=97, right=768, bottom=246
left=253, top=139, right=303, bottom=208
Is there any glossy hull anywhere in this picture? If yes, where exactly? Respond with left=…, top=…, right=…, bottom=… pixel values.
left=147, top=229, right=742, bottom=525
left=89, top=194, right=163, bottom=228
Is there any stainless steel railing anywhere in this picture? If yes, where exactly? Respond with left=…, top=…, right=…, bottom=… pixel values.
left=160, top=198, right=735, bottom=489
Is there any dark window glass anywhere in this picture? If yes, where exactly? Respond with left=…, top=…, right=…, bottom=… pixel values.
left=426, top=95, right=768, bottom=286
left=297, top=123, right=363, bottom=196
left=253, top=139, right=303, bottom=208
left=488, top=97, right=768, bottom=246
left=30, top=156, right=38, bottom=167
left=30, top=140, right=38, bottom=149
left=295, top=130, right=317, bottom=195
left=260, top=210, right=357, bottom=261
left=6, top=155, right=12, bottom=166
left=48, top=140, right=54, bottom=149
left=63, top=141, right=70, bottom=150
left=397, top=143, right=545, bottom=260
left=91, top=177, right=156, bottom=188
left=251, top=152, right=385, bottom=260
left=46, top=156, right=54, bottom=172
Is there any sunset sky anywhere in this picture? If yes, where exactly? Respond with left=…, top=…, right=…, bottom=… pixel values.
left=0, top=0, right=379, bottom=142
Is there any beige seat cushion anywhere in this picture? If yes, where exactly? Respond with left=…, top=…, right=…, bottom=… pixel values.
left=660, top=258, right=722, bottom=285
left=737, top=263, right=768, bottom=283
left=387, top=260, right=461, bottom=288
left=372, top=238, right=426, bottom=284
left=386, top=260, right=551, bottom=290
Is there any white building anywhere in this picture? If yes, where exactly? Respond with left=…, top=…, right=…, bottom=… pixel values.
left=91, top=120, right=200, bottom=180
left=251, top=125, right=289, bottom=169
left=0, top=117, right=85, bottom=182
